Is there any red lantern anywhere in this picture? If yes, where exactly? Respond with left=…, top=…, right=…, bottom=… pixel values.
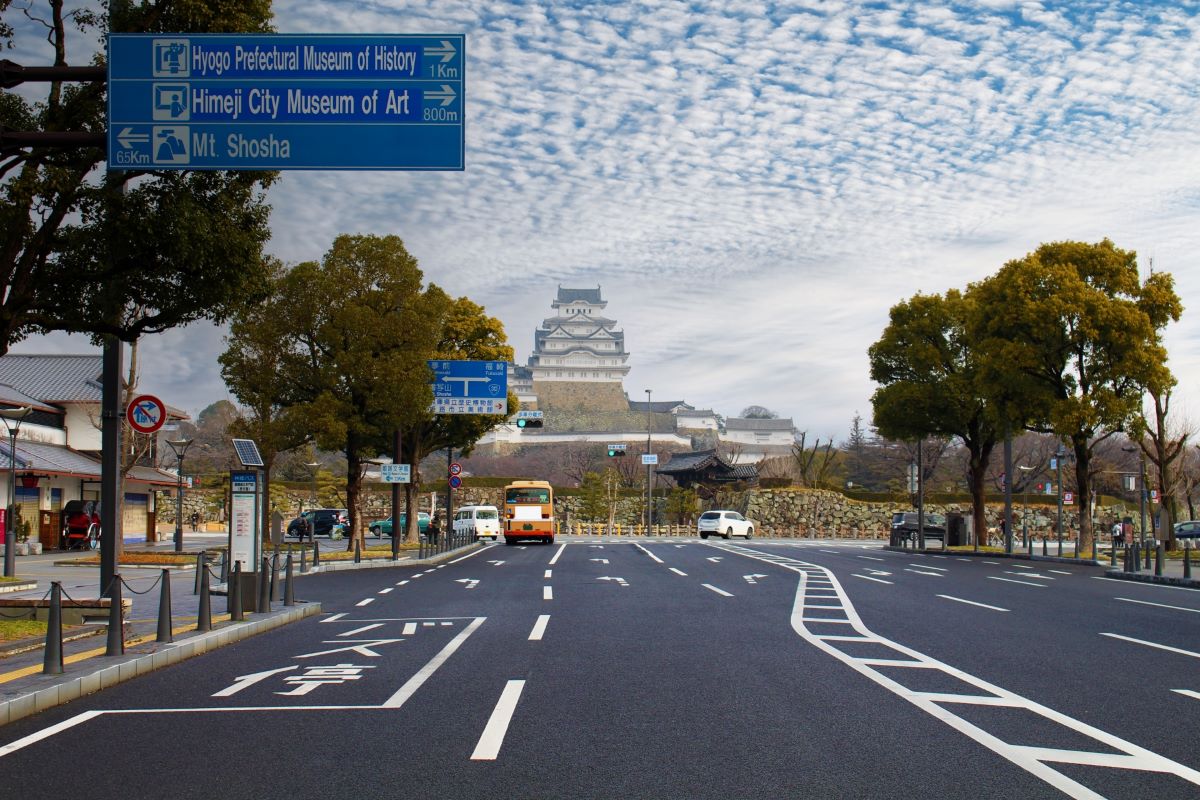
left=20, top=474, right=39, bottom=489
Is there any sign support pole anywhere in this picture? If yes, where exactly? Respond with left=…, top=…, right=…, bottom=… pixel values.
left=391, top=429, right=402, bottom=560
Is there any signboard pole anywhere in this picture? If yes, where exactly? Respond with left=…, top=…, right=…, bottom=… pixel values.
left=391, top=428, right=401, bottom=560
left=445, top=448, right=454, bottom=551
left=228, top=469, right=261, bottom=611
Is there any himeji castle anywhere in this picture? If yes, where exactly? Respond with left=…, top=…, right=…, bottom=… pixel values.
left=525, top=286, right=632, bottom=384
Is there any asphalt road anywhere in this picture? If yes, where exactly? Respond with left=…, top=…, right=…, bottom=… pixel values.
left=1, top=538, right=1198, bottom=799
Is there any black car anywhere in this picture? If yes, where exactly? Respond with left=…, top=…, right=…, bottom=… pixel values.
left=890, top=511, right=946, bottom=543
left=1173, top=520, right=1200, bottom=540
left=287, top=508, right=348, bottom=539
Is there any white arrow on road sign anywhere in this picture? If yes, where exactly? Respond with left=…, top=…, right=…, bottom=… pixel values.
left=425, top=84, right=457, bottom=107
left=117, top=126, right=149, bottom=149
left=597, top=576, right=628, bottom=586
left=455, top=578, right=480, bottom=589
left=212, top=665, right=297, bottom=697
left=590, top=558, right=610, bottom=564
left=424, top=40, right=457, bottom=62
left=743, top=574, right=768, bottom=584
left=707, top=557, right=723, bottom=563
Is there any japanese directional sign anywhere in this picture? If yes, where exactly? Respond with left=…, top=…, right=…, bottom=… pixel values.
left=107, top=34, right=465, bottom=170
left=429, top=360, right=507, bottom=415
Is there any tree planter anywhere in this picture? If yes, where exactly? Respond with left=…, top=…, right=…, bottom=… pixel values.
left=28, top=541, right=42, bottom=555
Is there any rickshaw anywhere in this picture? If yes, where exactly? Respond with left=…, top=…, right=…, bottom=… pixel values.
left=60, top=500, right=101, bottom=550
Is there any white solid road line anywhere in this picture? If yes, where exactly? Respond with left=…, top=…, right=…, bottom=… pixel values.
left=938, top=595, right=1009, bottom=612
left=340, top=623, right=385, bottom=637
left=1100, top=633, right=1200, bottom=659
left=449, top=547, right=488, bottom=564
left=853, top=574, right=893, bottom=585
left=908, top=564, right=947, bottom=571
left=549, top=543, right=566, bottom=565
left=1048, top=569, right=1073, bottom=575
left=543, top=586, right=553, bottom=601
left=1115, top=597, right=1200, bottom=614
left=529, top=614, right=550, bottom=641
left=988, top=576, right=1046, bottom=587
left=382, top=617, right=486, bottom=709
left=355, top=598, right=375, bottom=607
left=0, top=710, right=104, bottom=757
left=1094, top=576, right=1200, bottom=591
left=635, top=543, right=664, bottom=563
left=471, top=680, right=527, bottom=761
left=669, top=567, right=687, bottom=576
left=1172, top=689, right=1200, bottom=702
left=702, top=584, right=734, bottom=597
left=857, top=555, right=884, bottom=561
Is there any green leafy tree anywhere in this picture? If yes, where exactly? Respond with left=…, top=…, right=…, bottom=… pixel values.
left=0, top=1, right=275, bottom=354
left=663, top=486, right=699, bottom=525
left=971, top=239, right=1182, bottom=554
left=577, top=471, right=610, bottom=522
left=279, top=235, right=448, bottom=551
left=869, top=290, right=1003, bottom=540
left=219, top=259, right=315, bottom=543
left=397, top=297, right=516, bottom=544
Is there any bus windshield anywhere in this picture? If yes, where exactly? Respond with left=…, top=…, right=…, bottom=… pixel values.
left=506, top=488, right=550, bottom=504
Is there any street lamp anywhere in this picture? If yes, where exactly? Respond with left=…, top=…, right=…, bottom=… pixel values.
left=1, top=406, right=32, bottom=577
left=645, top=389, right=652, bottom=533
left=164, top=438, right=193, bottom=553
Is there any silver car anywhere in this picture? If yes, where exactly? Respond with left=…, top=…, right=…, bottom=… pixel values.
left=697, top=510, right=755, bottom=540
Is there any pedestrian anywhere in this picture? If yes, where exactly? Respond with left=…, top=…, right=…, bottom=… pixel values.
left=1111, top=519, right=1124, bottom=547
left=190, top=511, right=200, bottom=532
left=428, top=513, right=441, bottom=545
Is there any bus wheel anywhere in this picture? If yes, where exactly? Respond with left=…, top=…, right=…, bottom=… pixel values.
left=546, top=537, right=555, bottom=545
left=504, top=537, right=515, bottom=546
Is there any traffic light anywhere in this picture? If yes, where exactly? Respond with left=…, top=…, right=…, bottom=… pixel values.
left=607, top=443, right=627, bottom=457
left=515, top=411, right=543, bottom=428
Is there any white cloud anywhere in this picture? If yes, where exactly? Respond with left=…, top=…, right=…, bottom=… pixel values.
left=11, top=0, right=1200, bottom=440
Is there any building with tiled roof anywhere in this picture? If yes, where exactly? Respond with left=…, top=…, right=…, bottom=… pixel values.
left=0, top=353, right=183, bottom=548
left=526, top=286, right=630, bottom=384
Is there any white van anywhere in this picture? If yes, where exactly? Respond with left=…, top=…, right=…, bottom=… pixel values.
left=454, top=505, right=501, bottom=541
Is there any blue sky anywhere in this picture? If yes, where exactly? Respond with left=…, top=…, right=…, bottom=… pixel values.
left=15, top=0, right=1200, bottom=438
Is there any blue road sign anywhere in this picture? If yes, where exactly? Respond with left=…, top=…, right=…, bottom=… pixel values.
left=108, top=34, right=464, bottom=170
left=429, top=360, right=507, bottom=415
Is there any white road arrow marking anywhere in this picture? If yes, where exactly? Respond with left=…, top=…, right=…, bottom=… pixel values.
left=455, top=578, right=480, bottom=589
left=212, top=666, right=297, bottom=697
left=590, top=558, right=610, bottom=564
left=743, top=574, right=768, bottom=584
left=598, top=576, right=628, bottom=586
left=487, top=560, right=506, bottom=566
left=296, top=639, right=403, bottom=658
left=707, top=557, right=723, bottom=563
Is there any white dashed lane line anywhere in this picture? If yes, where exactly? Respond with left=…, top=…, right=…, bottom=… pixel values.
left=938, top=595, right=1008, bottom=612
left=669, top=567, right=687, bottom=576
left=1100, top=633, right=1200, bottom=659
left=702, top=584, right=734, bottom=597
left=1115, top=597, right=1200, bottom=614
left=987, top=576, right=1045, bottom=587
left=529, top=614, right=550, bottom=641
left=356, top=598, right=375, bottom=606
left=543, top=586, right=552, bottom=601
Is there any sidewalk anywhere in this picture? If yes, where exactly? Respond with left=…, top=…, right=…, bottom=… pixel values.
left=0, top=537, right=481, bottom=729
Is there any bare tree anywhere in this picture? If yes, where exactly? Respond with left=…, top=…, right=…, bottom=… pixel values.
left=1133, top=388, right=1192, bottom=547
left=792, top=432, right=840, bottom=489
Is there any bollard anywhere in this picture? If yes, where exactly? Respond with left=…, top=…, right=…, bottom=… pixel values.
left=229, top=561, right=244, bottom=621
left=219, top=550, right=229, bottom=584
left=197, top=562, right=212, bottom=632
left=194, top=550, right=206, bottom=595
left=270, top=552, right=280, bottom=602
left=257, top=556, right=271, bottom=613
left=42, top=581, right=64, bottom=675
left=354, top=537, right=362, bottom=564
left=1110, top=540, right=1117, bottom=568
left=1145, top=541, right=1152, bottom=570
left=156, top=568, right=173, bottom=643
left=284, top=550, right=295, bottom=606
left=105, top=575, right=125, bottom=656
left=1042, top=538, right=1047, bottom=556
left=1185, top=541, right=1192, bottom=580
left=1155, top=543, right=1164, bottom=577
left=313, top=540, right=320, bottom=567
left=300, top=541, right=308, bottom=573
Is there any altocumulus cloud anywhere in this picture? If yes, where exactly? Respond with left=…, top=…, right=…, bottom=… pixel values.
left=18, top=0, right=1200, bottom=436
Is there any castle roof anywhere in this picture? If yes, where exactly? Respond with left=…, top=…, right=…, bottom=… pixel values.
left=552, top=286, right=604, bottom=307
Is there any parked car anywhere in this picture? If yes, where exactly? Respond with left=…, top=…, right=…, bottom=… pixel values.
left=890, top=512, right=947, bottom=543
left=453, top=505, right=501, bottom=541
left=287, top=508, right=348, bottom=539
left=1172, top=520, right=1200, bottom=540
left=697, top=510, right=755, bottom=540
left=369, top=512, right=431, bottom=538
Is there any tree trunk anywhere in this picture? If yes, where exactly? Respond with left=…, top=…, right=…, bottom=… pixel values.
left=403, top=469, right=420, bottom=545
left=344, top=449, right=366, bottom=552
left=967, top=442, right=993, bottom=548
left=1073, top=439, right=1093, bottom=556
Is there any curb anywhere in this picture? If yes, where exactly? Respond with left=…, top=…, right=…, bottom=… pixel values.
left=885, top=546, right=1105, bottom=566
left=0, top=601, right=322, bottom=728
left=0, top=582, right=38, bottom=594
left=1102, top=569, right=1199, bottom=590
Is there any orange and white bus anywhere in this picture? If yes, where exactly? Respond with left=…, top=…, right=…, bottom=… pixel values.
left=503, top=480, right=555, bottom=546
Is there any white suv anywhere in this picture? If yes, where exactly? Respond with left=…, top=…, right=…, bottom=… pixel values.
left=698, top=510, right=755, bottom=540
